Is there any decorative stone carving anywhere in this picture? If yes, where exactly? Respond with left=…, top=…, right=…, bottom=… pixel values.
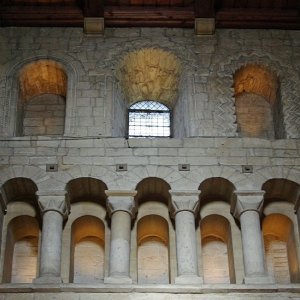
left=19, top=60, right=67, bottom=102
left=169, top=190, right=200, bottom=217
left=233, top=190, right=265, bottom=219
left=234, top=64, right=278, bottom=104
left=116, top=48, right=181, bottom=108
left=37, top=191, right=69, bottom=219
left=106, top=190, right=137, bottom=218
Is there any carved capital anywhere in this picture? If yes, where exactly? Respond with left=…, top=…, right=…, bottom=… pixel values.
left=233, top=190, right=265, bottom=220
left=169, top=190, right=201, bottom=218
left=106, top=190, right=137, bottom=218
left=37, top=191, right=69, bottom=219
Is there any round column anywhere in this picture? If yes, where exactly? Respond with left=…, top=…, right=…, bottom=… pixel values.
left=233, top=191, right=273, bottom=284
left=240, top=210, right=265, bottom=276
left=104, top=190, right=137, bottom=284
left=34, top=192, right=68, bottom=284
left=109, top=210, right=132, bottom=278
left=170, top=190, right=203, bottom=284
left=39, top=210, right=64, bottom=278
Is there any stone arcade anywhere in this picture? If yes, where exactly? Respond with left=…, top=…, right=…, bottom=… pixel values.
left=0, top=16, right=300, bottom=300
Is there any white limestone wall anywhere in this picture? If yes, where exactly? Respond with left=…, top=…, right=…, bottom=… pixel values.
left=0, top=28, right=299, bottom=138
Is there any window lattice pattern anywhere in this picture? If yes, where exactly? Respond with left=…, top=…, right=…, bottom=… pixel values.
left=128, top=101, right=171, bottom=137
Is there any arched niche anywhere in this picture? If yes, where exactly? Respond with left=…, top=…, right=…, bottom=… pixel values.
left=18, top=59, right=67, bottom=136
left=3, top=215, right=39, bottom=283
left=137, top=215, right=170, bottom=284
left=66, top=177, right=107, bottom=207
left=135, top=177, right=171, bottom=205
left=200, top=214, right=235, bottom=284
left=199, top=177, right=235, bottom=209
left=262, top=178, right=300, bottom=206
left=233, top=64, right=284, bottom=139
left=263, top=214, right=300, bottom=283
left=1, top=177, right=40, bottom=218
left=70, top=216, right=105, bottom=283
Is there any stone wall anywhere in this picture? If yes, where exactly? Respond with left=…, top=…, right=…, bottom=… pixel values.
left=0, top=26, right=300, bottom=299
left=23, top=94, right=66, bottom=136
left=0, top=28, right=299, bottom=138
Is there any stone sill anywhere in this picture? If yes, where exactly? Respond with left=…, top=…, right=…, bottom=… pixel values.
left=0, top=283, right=300, bottom=294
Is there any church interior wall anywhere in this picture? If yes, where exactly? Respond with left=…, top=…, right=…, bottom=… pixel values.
left=0, top=27, right=299, bottom=299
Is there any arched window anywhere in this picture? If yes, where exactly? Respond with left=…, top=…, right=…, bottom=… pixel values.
left=3, top=216, right=39, bottom=283
left=70, top=216, right=105, bottom=283
left=128, top=101, right=171, bottom=138
left=137, top=215, right=170, bottom=284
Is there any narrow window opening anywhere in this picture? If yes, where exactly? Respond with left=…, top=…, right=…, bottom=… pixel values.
left=128, top=101, right=171, bottom=138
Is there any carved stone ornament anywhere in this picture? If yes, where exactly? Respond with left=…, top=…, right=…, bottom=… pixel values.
left=169, top=190, right=201, bottom=217
left=116, top=48, right=181, bottom=108
left=233, top=190, right=265, bottom=220
left=105, top=190, right=137, bottom=218
left=37, top=191, right=69, bottom=219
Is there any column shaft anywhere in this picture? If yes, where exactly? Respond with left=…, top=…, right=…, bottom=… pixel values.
left=175, top=211, right=198, bottom=277
left=109, top=210, right=131, bottom=277
left=34, top=192, right=68, bottom=284
left=170, top=190, right=202, bottom=284
left=233, top=190, right=273, bottom=284
left=39, top=211, right=64, bottom=278
left=104, top=190, right=137, bottom=284
left=240, top=210, right=265, bottom=276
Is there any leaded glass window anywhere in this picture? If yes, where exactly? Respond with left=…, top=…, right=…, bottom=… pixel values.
left=128, top=101, right=171, bottom=138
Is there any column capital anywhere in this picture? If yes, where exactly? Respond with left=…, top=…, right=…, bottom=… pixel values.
left=233, top=190, right=265, bottom=220
left=169, top=190, right=201, bottom=218
left=105, top=190, right=137, bottom=218
left=37, top=190, right=69, bottom=219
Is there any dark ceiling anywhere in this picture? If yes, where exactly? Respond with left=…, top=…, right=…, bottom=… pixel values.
left=1, top=0, right=300, bottom=29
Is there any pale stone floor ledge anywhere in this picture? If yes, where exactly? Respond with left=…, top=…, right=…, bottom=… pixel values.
left=1, top=283, right=300, bottom=293
left=0, top=285, right=300, bottom=300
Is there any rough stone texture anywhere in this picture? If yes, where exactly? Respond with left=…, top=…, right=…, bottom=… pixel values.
left=0, top=27, right=299, bottom=299
left=0, top=28, right=299, bottom=137
left=23, top=94, right=65, bottom=136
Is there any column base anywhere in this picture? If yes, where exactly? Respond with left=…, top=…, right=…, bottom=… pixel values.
left=244, top=275, right=274, bottom=284
left=175, top=275, right=203, bottom=285
left=104, top=276, right=132, bottom=284
left=33, top=276, right=62, bottom=284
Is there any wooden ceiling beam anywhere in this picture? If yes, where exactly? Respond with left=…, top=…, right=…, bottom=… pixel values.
left=1, top=3, right=300, bottom=29
left=216, top=8, right=300, bottom=29
left=0, top=5, right=83, bottom=26
left=82, top=0, right=104, bottom=17
left=194, top=0, right=215, bottom=18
